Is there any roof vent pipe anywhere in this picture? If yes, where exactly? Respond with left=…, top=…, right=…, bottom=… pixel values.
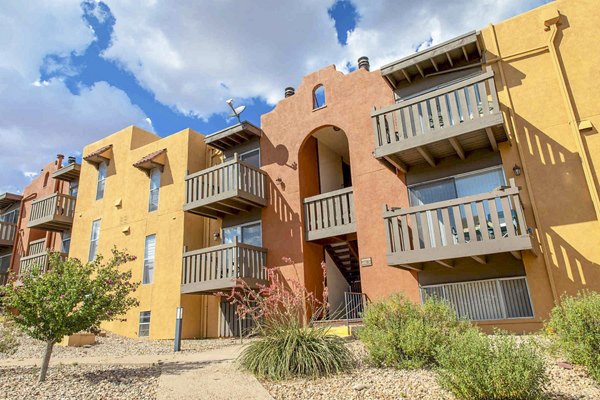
left=68, top=156, right=76, bottom=164
left=284, top=87, right=295, bottom=97
left=358, top=56, right=370, bottom=71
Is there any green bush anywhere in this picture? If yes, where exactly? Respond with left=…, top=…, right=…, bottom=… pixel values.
left=546, top=290, right=600, bottom=382
left=436, top=330, right=548, bottom=400
left=357, top=294, right=470, bottom=369
left=239, top=325, right=354, bottom=380
left=0, top=317, right=18, bottom=355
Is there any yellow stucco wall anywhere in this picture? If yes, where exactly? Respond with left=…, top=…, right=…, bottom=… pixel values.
left=68, top=126, right=220, bottom=339
left=481, top=0, right=600, bottom=330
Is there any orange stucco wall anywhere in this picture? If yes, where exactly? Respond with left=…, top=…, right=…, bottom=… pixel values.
left=9, top=155, right=70, bottom=274
left=260, top=65, right=420, bottom=304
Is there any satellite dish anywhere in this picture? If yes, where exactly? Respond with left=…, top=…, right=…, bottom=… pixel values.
left=226, top=99, right=245, bottom=123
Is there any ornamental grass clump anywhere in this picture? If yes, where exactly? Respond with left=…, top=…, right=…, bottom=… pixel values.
left=436, top=330, right=548, bottom=400
left=358, top=294, right=470, bottom=369
left=546, top=290, right=600, bottom=382
left=221, top=259, right=354, bottom=380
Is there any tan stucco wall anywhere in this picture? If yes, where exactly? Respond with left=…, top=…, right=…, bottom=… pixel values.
left=68, top=126, right=218, bottom=339
left=479, top=0, right=600, bottom=329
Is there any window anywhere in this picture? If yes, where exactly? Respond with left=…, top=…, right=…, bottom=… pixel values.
left=43, top=172, right=49, bottom=187
left=62, top=231, right=71, bottom=254
left=313, top=85, right=325, bottom=110
left=240, top=149, right=260, bottom=168
left=88, top=219, right=101, bottom=261
left=96, top=161, right=107, bottom=200
left=222, top=221, right=262, bottom=247
left=138, top=311, right=151, bottom=337
left=313, top=84, right=326, bottom=109
left=148, top=168, right=160, bottom=212
left=69, top=181, right=79, bottom=197
left=143, top=234, right=156, bottom=284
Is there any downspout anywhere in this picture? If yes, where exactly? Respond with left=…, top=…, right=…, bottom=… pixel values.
left=545, top=18, right=600, bottom=221
left=487, top=23, right=559, bottom=304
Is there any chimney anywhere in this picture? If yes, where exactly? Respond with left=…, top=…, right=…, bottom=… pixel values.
left=68, top=156, right=76, bottom=164
left=284, top=87, right=295, bottom=98
left=358, top=56, right=370, bottom=71
left=56, top=154, right=64, bottom=168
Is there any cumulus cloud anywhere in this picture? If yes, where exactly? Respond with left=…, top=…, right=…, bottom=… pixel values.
left=0, top=1, right=150, bottom=193
left=102, top=0, right=545, bottom=119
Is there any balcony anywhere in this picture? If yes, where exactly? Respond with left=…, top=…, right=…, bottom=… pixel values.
left=372, top=68, right=507, bottom=171
left=184, top=154, right=267, bottom=219
left=18, top=252, right=67, bottom=276
left=27, top=193, right=76, bottom=231
left=303, top=187, right=356, bottom=242
left=384, top=179, right=532, bottom=270
left=181, top=239, right=267, bottom=294
left=0, top=221, right=17, bottom=248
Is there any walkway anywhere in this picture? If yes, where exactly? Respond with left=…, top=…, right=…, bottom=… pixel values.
left=0, top=345, right=274, bottom=400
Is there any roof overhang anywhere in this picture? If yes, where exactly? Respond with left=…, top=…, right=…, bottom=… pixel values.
left=380, top=31, right=482, bottom=89
left=0, top=192, right=22, bottom=209
left=83, top=144, right=113, bottom=165
left=204, top=121, right=262, bottom=152
left=52, top=163, right=81, bottom=182
left=133, top=148, right=167, bottom=172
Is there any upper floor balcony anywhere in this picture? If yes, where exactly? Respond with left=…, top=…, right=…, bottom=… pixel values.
left=0, top=221, right=17, bottom=248
left=184, top=154, right=267, bottom=219
left=303, top=187, right=356, bottom=242
left=372, top=69, right=507, bottom=172
left=181, top=239, right=267, bottom=294
left=383, top=179, right=532, bottom=270
left=19, top=252, right=67, bottom=276
left=27, top=193, right=76, bottom=232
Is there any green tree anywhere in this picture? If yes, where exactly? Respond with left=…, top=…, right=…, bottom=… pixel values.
left=1, top=249, right=139, bottom=382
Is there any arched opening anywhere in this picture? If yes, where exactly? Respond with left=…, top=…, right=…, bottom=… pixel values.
left=42, top=172, right=50, bottom=187
left=313, top=84, right=326, bottom=109
left=298, top=125, right=362, bottom=321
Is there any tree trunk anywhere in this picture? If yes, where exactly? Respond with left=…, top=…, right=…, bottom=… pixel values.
left=38, top=341, right=54, bottom=383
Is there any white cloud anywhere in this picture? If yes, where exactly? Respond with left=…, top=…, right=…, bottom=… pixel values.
left=102, top=0, right=546, bottom=119
left=0, top=1, right=150, bottom=193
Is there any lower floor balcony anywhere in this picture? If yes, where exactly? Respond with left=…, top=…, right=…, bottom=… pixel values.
left=0, top=221, right=16, bottom=248
left=19, top=252, right=66, bottom=276
left=421, top=276, right=534, bottom=321
left=181, top=239, right=267, bottom=294
left=384, top=179, right=532, bottom=269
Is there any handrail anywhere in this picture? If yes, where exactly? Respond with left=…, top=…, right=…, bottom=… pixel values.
left=185, top=154, right=266, bottom=181
left=29, top=193, right=76, bottom=224
left=183, top=241, right=267, bottom=257
left=372, top=69, right=495, bottom=117
left=303, top=186, right=354, bottom=203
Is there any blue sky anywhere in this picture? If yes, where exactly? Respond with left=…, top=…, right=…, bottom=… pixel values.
left=0, top=0, right=549, bottom=192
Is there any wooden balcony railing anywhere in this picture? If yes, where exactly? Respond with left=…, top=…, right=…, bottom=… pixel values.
left=384, top=179, right=532, bottom=269
left=0, top=221, right=17, bottom=247
left=372, top=68, right=506, bottom=169
left=181, top=239, right=267, bottom=294
left=184, top=154, right=267, bottom=219
left=303, top=187, right=356, bottom=241
left=27, top=193, right=76, bottom=231
left=18, top=252, right=67, bottom=276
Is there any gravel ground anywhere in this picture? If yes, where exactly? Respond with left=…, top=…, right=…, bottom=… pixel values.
left=264, top=340, right=600, bottom=400
left=0, top=331, right=244, bottom=361
left=0, top=364, right=160, bottom=400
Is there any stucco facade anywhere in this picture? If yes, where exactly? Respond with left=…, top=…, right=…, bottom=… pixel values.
left=67, top=126, right=221, bottom=339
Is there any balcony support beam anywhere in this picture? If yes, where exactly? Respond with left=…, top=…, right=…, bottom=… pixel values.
left=417, top=146, right=436, bottom=167
left=486, top=127, right=498, bottom=151
left=435, top=259, right=454, bottom=269
left=401, top=69, right=412, bottom=83
left=448, top=138, right=466, bottom=160
left=510, top=251, right=522, bottom=260
left=471, top=255, right=487, bottom=265
left=384, top=155, right=407, bottom=174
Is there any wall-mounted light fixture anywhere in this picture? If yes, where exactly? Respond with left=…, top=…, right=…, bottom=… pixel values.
left=512, top=164, right=522, bottom=176
left=213, top=232, right=220, bottom=241
left=275, top=177, right=283, bottom=186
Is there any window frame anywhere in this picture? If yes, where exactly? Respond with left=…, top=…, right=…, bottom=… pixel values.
left=96, top=161, right=107, bottom=200
left=143, top=234, right=156, bottom=285
left=148, top=167, right=161, bottom=212
left=138, top=311, right=151, bottom=337
left=222, top=220, right=262, bottom=247
left=239, top=148, right=261, bottom=168
left=312, top=84, right=326, bottom=110
left=88, top=219, right=101, bottom=261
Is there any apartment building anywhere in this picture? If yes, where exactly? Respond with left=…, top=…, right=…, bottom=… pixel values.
left=17, top=0, right=596, bottom=339
left=0, top=193, right=21, bottom=285
left=180, top=0, right=599, bottom=335
left=3, top=155, right=79, bottom=281
left=67, top=126, right=222, bottom=339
